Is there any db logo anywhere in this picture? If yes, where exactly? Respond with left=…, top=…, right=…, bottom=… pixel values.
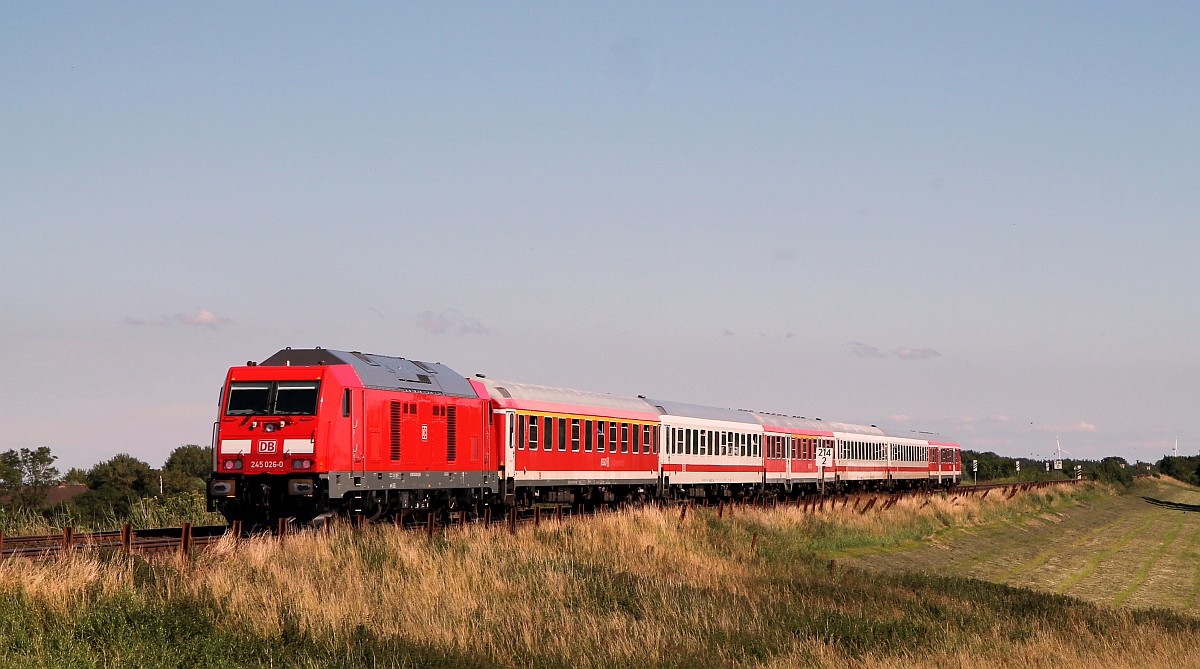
left=258, top=439, right=278, bottom=454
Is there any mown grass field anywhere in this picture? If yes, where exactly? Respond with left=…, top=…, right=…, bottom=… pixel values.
left=847, top=477, right=1200, bottom=613
left=1, top=482, right=1197, bottom=668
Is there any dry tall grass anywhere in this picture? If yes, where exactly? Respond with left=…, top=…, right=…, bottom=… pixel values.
left=3, top=482, right=1195, bottom=668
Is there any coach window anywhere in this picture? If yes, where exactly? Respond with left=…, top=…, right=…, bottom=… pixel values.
left=632, top=425, right=640, bottom=454
left=558, top=418, right=567, bottom=451
left=596, top=421, right=606, bottom=452
left=571, top=419, right=581, bottom=451
left=585, top=419, right=593, bottom=452
left=529, top=415, right=539, bottom=451
left=517, top=415, right=526, bottom=450
left=619, top=424, right=628, bottom=453
left=643, top=425, right=651, bottom=453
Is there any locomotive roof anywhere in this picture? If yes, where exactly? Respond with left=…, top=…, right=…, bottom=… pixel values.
left=647, top=399, right=761, bottom=425
left=259, top=348, right=479, bottom=398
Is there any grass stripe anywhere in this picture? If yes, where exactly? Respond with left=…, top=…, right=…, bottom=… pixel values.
left=1054, top=515, right=1156, bottom=596
left=993, top=512, right=1130, bottom=583
left=1111, top=515, right=1183, bottom=607
left=1184, top=526, right=1200, bottom=610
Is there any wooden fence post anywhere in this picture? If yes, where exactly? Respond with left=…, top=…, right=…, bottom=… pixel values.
left=180, top=522, right=193, bottom=556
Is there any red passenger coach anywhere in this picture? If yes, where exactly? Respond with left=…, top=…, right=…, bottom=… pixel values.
left=470, top=377, right=661, bottom=505
left=208, top=348, right=496, bottom=526
left=929, top=440, right=962, bottom=486
left=749, top=413, right=835, bottom=492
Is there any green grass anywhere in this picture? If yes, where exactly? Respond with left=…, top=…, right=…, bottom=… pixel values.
left=850, top=477, right=1200, bottom=614
left=0, top=492, right=225, bottom=535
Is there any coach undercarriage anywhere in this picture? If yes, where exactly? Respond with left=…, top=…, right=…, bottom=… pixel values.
left=212, top=471, right=958, bottom=530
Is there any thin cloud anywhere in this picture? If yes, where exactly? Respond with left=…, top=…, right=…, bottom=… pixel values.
left=178, top=308, right=231, bottom=327
left=416, top=309, right=491, bottom=336
left=894, top=347, right=940, bottom=361
left=849, top=341, right=887, bottom=358
left=125, top=308, right=232, bottom=328
left=849, top=341, right=940, bottom=361
left=1039, top=421, right=1098, bottom=434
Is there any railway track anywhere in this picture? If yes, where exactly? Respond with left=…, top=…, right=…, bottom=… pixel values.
left=0, top=524, right=229, bottom=560
left=0, top=479, right=1076, bottom=560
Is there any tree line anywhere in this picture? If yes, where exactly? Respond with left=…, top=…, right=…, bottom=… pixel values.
left=959, top=449, right=1200, bottom=488
left=0, top=444, right=211, bottom=520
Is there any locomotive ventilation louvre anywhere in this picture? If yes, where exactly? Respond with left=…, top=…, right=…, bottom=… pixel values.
left=389, top=401, right=401, bottom=461
left=447, top=405, right=457, bottom=461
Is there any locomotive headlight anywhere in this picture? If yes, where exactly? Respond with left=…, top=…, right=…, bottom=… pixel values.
left=264, top=422, right=277, bottom=433
left=291, top=458, right=313, bottom=470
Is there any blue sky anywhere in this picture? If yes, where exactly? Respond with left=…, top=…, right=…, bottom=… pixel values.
left=2, top=2, right=1197, bottom=471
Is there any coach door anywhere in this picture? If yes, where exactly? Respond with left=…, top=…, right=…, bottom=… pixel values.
left=501, top=409, right=516, bottom=502
left=785, top=436, right=793, bottom=492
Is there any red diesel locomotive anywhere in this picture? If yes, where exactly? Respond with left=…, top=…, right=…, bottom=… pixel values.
left=207, top=348, right=961, bottom=526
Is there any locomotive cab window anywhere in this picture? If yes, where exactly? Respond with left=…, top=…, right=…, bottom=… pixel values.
left=226, top=381, right=320, bottom=416
left=275, top=382, right=319, bottom=414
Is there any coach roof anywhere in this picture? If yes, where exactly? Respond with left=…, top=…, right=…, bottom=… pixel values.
left=648, top=399, right=761, bottom=425
left=259, top=348, right=479, bottom=398
left=473, top=377, right=658, bottom=415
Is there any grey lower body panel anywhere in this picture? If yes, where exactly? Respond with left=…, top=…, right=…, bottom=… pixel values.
left=324, top=470, right=500, bottom=499
left=514, top=477, right=659, bottom=488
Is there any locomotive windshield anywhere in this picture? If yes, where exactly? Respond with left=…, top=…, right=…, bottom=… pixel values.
left=226, top=381, right=320, bottom=416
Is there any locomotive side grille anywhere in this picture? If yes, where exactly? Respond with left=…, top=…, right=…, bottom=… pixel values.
left=446, top=405, right=457, bottom=461
left=389, top=401, right=401, bottom=461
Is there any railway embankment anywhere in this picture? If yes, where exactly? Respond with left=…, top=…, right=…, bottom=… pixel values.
left=1, top=480, right=1198, bottom=668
